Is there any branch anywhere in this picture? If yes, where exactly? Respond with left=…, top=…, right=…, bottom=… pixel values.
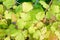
left=45, top=0, right=52, bottom=15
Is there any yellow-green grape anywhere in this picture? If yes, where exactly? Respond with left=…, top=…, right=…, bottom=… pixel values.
left=0, top=5, right=4, bottom=14
left=20, top=12, right=31, bottom=21
left=0, top=19, right=7, bottom=29
left=22, top=2, right=33, bottom=12
left=15, top=32, right=25, bottom=40
left=50, top=5, right=59, bottom=14
left=13, top=5, right=17, bottom=9
left=28, top=26, right=35, bottom=34
left=33, top=30, right=41, bottom=39
left=40, top=27, right=47, bottom=35
left=36, top=12, right=45, bottom=20
left=55, top=30, right=60, bottom=40
left=16, top=19, right=26, bottom=29
left=22, top=30, right=28, bottom=38
left=51, top=22, right=59, bottom=32
left=45, top=31, right=50, bottom=38
left=33, top=21, right=44, bottom=30
left=4, top=10, right=12, bottom=19
left=24, top=21, right=32, bottom=29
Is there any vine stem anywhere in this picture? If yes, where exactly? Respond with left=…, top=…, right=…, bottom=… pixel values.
left=45, top=0, right=52, bottom=15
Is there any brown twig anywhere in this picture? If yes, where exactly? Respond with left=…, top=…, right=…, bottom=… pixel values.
left=45, top=0, right=52, bottom=15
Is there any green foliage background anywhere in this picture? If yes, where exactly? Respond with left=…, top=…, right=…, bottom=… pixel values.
left=0, top=0, right=60, bottom=40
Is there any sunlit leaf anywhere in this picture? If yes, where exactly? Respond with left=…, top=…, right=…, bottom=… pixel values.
left=3, top=0, right=16, bottom=9
left=22, top=2, right=33, bottom=12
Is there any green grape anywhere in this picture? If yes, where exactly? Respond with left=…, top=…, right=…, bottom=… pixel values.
left=40, top=27, right=47, bottom=35
left=0, top=4, right=4, bottom=14
left=15, top=32, right=25, bottom=40
left=22, top=2, right=33, bottom=12
left=50, top=22, right=59, bottom=32
left=3, top=0, right=16, bottom=9
left=50, top=5, right=59, bottom=14
left=22, top=30, right=28, bottom=38
left=13, top=5, right=17, bottom=9
left=16, top=19, right=26, bottom=29
left=4, top=10, right=12, bottom=19
left=24, top=21, right=32, bottom=29
left=36, top=12, right=45, bottom=20
left=55, top=30, right=60, bottom=40
left=33, top=30, right=41, bottom=39
left=0, top=19, right=8, bottom=29
left=20, top=12, right=31, bottom=21
left=28, top=26, right=35, bottom=34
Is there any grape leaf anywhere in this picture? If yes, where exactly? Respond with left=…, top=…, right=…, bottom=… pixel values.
left=39, top=1, right=49, bottom=9
left=28, top=26, right=35, bottom=34
left=33, top=30, right=41, bottom=39
left=36, top=12, right=45, bottom=20
left=22, top=2, right=33, bottom=12
left=16, top=19, right=26, bottom=29
left=3, top=0, right=16, bottom=9
left=0, top=5, right=4, bottom=14
left=15, top=32, right=25, bottom=40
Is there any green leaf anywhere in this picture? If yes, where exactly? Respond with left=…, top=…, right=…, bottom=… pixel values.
left=3, top=0, right=16, bottom=9
left=33, top=30, right=41, bottom=39
left=32, top=0, right=36, bottom=3
left=56, top=14, right=60, bottom=21
left=22, top=2, right=33, bottom=12
left=20, top=12, right=31, bottom=21
left=15, top=5, right=22, bottom=13
left=0, top=29, right=6, bottom=38
left=29, top=9, right=41, bottom=21
left=39, top=1, right=49, bottom=9
left=0, top=19, right=8, bottom=29
left=50, top=22, right=60, bottom=32
left=36, top=12, right=45, bottom=20
left=24, top=21, right=32, bottom=29
left=22, top=30, right=28, bottom=38
left=4, top=10, right=12, bottom=19
left=6, top=24, right=18, bottom=36
left=50, top=5, right=59, bottom=13
left=28, top=26, right=35, bottom=34
left=0, top=4, right=4, bottom=14
left=16, top=19, right=26, bottom=29
left=15, top=32, right=25, bottom=40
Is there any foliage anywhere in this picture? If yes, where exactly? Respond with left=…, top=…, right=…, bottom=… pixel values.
left=0, top=0, right=60, bottom=40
